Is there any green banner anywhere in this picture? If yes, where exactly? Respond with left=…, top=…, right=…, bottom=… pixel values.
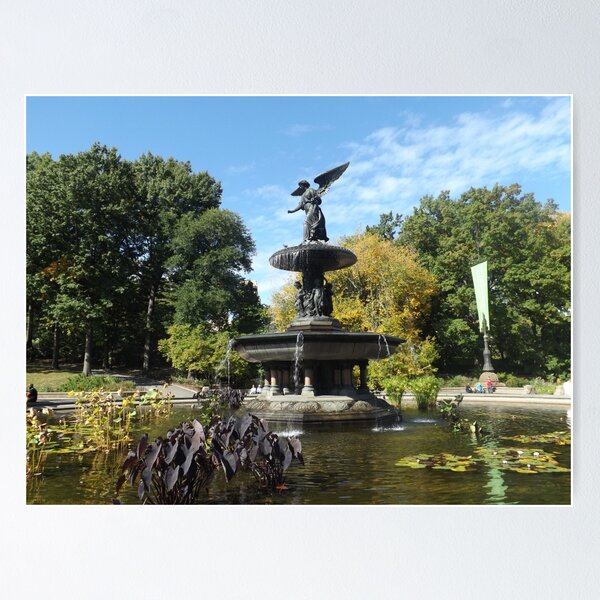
left=471, top=261, right=490, bottom=332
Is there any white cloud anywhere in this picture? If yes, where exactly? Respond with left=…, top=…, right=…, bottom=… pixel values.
left=226, top=162, right=255, bottom=175
left=249, top=98, right=571, bottom=303
left=282, top=124, right=315, bottom=136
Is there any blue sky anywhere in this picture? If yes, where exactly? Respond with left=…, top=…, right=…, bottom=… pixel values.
left=27, top=95, right=571, bottom=302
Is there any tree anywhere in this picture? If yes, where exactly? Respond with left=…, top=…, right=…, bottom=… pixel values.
left=26, top=152, right=67, bottom=366
left=132, top=153, right=222, bottom=373
left=326, top=232, right=436, bottom=338
left=27, top=145, right=264, bottom=375
left=365, top=211, right=403, bottom=241
left=168, top=208, right=258, bottom=330
left=27, top=144, right=139, bottom=374
left=395, top=184, right=571, bottom=377
left=270, top=231, right=439, bottom=381
left=158, top=324, right=253, bottom=384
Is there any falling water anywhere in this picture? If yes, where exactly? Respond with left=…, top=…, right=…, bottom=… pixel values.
left=293, top=331, right=304, bottom=393
left=377, top=333, right=391, bottom=359
left=217, top=339, right=235, bottom=387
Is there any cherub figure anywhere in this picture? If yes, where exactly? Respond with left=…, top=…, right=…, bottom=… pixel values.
left=287, top=162, right=349, bottom=243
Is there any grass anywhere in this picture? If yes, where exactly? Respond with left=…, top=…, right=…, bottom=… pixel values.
left=26, top=367, right=79, bottom=392
left=26, top=364, right=135, bottom=392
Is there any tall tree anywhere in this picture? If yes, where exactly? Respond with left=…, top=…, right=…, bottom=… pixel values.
left=395, top=184, right=571, bottom=377
left=27, top=144, right=135, bottom=374
left=132, top=154, right=222, bottom=373
left=26, top=152, right=69, bottom=366
left=168, top=208, right=257, bottom=329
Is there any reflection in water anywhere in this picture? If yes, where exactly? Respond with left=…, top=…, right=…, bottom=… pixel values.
left=27, top=404, right=571, bottom=505
left=481, top=440, right=508, bottom=504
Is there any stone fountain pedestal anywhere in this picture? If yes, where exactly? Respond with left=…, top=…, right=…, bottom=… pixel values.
left=232, top=241, right=403, bottom=424
left=242, top=393, right=397, bottom=423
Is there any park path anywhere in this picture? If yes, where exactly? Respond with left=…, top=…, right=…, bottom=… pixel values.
left=31, top=370, right=199, bottom=411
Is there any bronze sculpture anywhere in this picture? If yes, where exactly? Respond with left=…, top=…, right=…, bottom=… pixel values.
left=287, top=162, right=349, bottom=243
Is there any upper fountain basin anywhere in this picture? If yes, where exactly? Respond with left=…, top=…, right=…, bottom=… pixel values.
left=269, top=244, right=357, bottom=273
left=232, top=331, right=404, bottom=363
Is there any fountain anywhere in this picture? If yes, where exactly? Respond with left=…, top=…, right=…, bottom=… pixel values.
left=232, top=162, right=403, bottom=422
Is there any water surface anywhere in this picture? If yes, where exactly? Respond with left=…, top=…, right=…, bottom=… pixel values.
left=27, top=403, right=571, bottom=505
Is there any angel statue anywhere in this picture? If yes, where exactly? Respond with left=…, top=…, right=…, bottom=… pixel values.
left=287, top=162, right=349, bottom=243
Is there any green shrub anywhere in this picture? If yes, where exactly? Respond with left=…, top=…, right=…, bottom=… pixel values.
left=382, top=376, right=408, bottom=407
left=443, top=375, right=471, bottom=387
left=530, top=378, right=556, bottom=395
left=410, top=376, right=442, bottom=410
left=58, top=375, right=135, bottom=392
left=496, top=373, right=557, bottom=393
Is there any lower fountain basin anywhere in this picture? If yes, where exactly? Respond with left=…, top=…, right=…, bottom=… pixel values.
left=232, top=331, right=404, bottom=363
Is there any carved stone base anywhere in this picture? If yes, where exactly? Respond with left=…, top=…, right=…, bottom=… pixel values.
left=241, top=393, right=399, bottom=423
left=286, top=316, right=342, bottom=332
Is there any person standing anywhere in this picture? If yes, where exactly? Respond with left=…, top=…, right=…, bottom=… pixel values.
left=486, top=377, right=494, bottom=394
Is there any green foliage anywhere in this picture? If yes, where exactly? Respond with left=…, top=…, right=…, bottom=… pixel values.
left=394, top=185, right=570, bottom=377
left=381, top=376, right=408, bottom=407
left=158, top=324, right=253, bottom=385
left=368, top=337, right=439, bottom=389
left=70, top=389, right=173, bottom=450
left=365, top=211, right=403, bottom=240
left=26, top=389, right=174, bottom=477
left=436, top=394, right=483, bottom=435
left=27, top=145, right=263, bottom=374
left=495, top=373, right=557, bottom=393
left=442, top=375, right=472, bottom=387
left=410, top=375, right=442, bottom=410
left=168, top=209, right=260, bottom=329
left=57, top=374, right=135, bottom=392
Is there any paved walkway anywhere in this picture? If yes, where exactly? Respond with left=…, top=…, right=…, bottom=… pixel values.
left=30, top=373, right=199, bottom=411
left=30, top=374, right=571, bottom=412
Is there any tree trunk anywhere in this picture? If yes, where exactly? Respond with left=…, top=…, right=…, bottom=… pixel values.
left=26, top=305, right=34, bottom=351
left=83, top=326, right=93, bottom=376
left=52, top=322, right=60, bottom=370
left=102, top=335, right=110, bottom=371
left=142, top=283, right=157, bottom=375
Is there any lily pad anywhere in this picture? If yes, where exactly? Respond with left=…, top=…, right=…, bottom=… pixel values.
left=474, top=447, right=570, bottom=474
left=396, top=447, right=570, bottom=475
left=501, top=431, right=571, bottom=446
left=395, top=452, right=477, bottom=471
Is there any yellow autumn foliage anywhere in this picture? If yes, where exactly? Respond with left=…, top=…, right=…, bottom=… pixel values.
left=270, top=232, right=436, bottom=337
left=269, top=232, right=439, bottom=383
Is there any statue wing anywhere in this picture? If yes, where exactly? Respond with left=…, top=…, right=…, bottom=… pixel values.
left=314, top=161, right=349, bottom=196
left=290, top=186, right=305, bottom=196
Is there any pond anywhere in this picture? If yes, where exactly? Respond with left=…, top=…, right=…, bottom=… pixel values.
left=27, top=402, right=571, bottom=505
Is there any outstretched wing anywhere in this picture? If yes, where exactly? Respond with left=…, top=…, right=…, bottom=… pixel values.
left=314, top=161, right=349, bottom=196
left=290, top=186, right=305, bottom=196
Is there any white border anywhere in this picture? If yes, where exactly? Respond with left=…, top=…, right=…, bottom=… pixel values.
left=2, top=2, right=598, bottom=598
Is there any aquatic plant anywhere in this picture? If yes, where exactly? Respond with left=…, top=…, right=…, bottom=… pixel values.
left=473, top=447, right=570, bottom=474
left=436, top=394, right=483, bottom=435
left=501, top=431, right=571, bottom=446
left=212, top=414, right=304, bottom=490
left=381, top=376, right=408, bottom=408
left=396, top=446, right=570, bottom=474
left=410, top=375, right=442, bottom=410
left=70, top=388, right=173, bottom=450
left=115, top=414, right=304, bottom=504
left=216, top=387, right=244, bottom=410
